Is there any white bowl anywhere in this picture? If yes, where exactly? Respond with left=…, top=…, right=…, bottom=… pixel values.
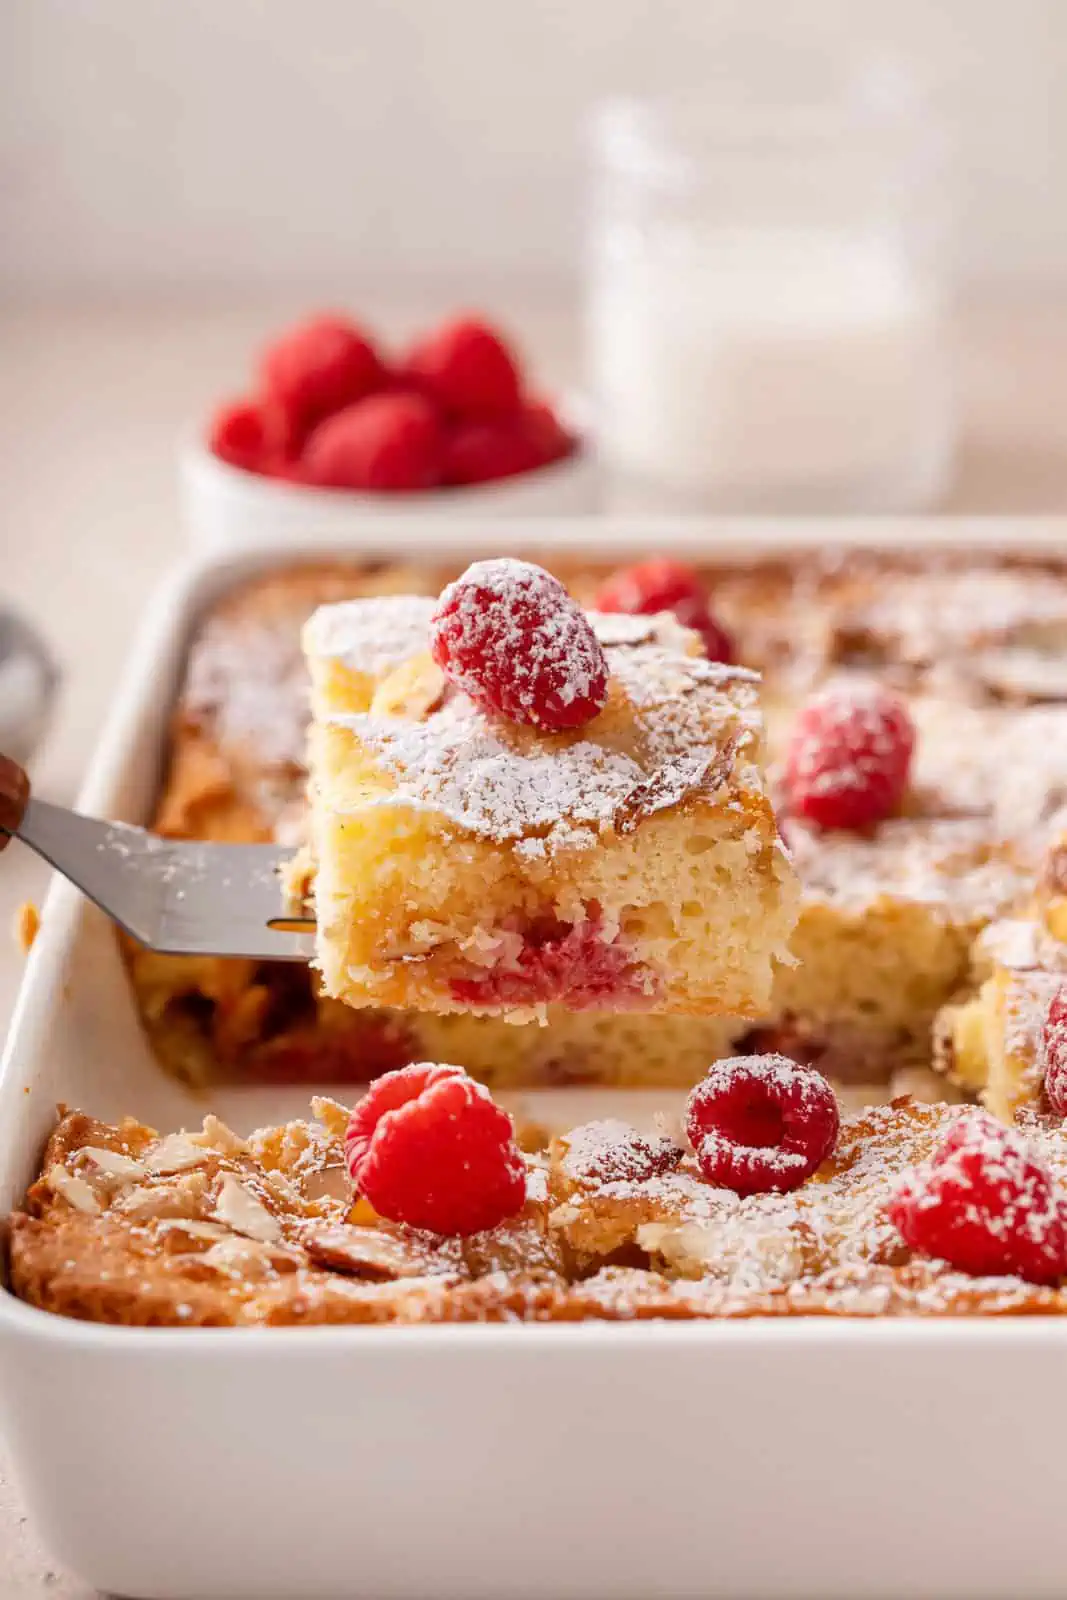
left=181, top=404, right=600, bottom=552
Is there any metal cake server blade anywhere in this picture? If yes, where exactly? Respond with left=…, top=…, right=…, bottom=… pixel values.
left=1, top=754, right=314, bottom=961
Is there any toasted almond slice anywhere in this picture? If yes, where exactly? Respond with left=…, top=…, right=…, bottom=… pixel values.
left=213, top=1174, right=282, bottom=1243
left=46, top=1164, right=101, bottom=1215
left=143, top=1133, right=209, bottom=1174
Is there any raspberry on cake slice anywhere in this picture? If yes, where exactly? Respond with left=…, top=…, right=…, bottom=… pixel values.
left=299, top=559, right=797, bottom=1020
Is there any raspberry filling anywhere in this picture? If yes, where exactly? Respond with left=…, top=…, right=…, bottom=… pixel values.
left=1042, top=987, right=1067, bottom=1116
left=344, top=1062, right=526, bottom=1237
left=430, top=558, right=609, bottom=730
left=449, top=915, right=659, bottom=1011
left=685, top=1054, right=840, bottom=1196
left=888, top=1112, right=1067, bottom=1285
left=781, top=680, right=915, bottom=831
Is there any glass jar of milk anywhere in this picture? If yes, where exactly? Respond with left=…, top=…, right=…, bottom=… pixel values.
left=588, top=58, right=953, bottom=513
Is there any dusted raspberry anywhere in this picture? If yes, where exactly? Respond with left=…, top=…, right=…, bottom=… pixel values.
left=594, top=558, right=734, bottom=664
left=1042, top=987, right=1067, bottom=1115
left=303, top=393, right=443, bottom=492
left=888, top=1112, right=1067, bottom=1285
left=781, top=681, right=915, bottom=830
left=343, top=1062, right=527, bottom=1237
left=430, top=558, right=609, bottom=730
left=442, top=402, right=575, bottom=487
left=685, top=1054, right=840, bottom=1196
left=260, top=313, right=384, bottom=432
left=402, top=316, right=522, bottom=420
left=208, top=398, right=289, bottom=475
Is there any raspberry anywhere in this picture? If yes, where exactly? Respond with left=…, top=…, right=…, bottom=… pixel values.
left=888, top=1112, right=1067, bottom=1285
left=593, top=559, right=734, bottom=664
left=450, top=916, right=655, bottom=1011
left=343, top=1062, right=526, bottom=1236
left=303, top=393, right=443, bottom=492
left=1042, top=987, right=1067, bottom=1115
left=402, top=316, right=522, bottom=420
left=208, top=398, right=290, bottom=475
left=260, top=313, right=384, bottom=432
left=685, top=1054, right=840, bottom=1196
left=430, top=558, right=609, bottom=730
left=781, top=681, right=915, bottom=830
left=443, top=402, right=575, bottom=487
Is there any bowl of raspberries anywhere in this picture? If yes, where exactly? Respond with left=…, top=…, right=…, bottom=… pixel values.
left=184, top=311, right=595, bottom=546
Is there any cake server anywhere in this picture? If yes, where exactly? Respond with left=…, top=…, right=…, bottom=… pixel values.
left=0, top=753, right=314, bottom=961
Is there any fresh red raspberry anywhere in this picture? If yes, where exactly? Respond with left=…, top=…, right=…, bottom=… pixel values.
left=260, top=313, right=384, bottom=432
left=343, top=1062, right=526, bottom=1236
left=208, top=398, right=291, bottom=475
left=519, top=399, right=576, bottom=466
left=781, top=681, right=915, bottom=830
left=430, top=558, right=609, bottom=730
left=1042, top=987, right=1067, bottom=1115
left=401, top=316, right=523, bottom=420
left=302, top=393, right=443, bottom=492
left=888, top=1112, right=1067, bottom=1285
left=442, top=402, right=576, bottom=487
left=593, top=558, right=734, bottom=664
left=685, top=1054, right=840, bottom=1196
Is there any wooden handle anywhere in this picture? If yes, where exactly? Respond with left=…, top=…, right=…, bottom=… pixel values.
left=0, top=754, right=30, bottom=850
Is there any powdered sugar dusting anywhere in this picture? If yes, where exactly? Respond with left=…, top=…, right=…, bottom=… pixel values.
left=305, top=595, right=437, bottom=680
left=325, top=618, right=763, bottom=847
left=185, top=614, right=310, bottom=769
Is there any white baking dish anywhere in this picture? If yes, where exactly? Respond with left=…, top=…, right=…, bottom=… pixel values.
left=4, top=519, right=1067, bottom=1600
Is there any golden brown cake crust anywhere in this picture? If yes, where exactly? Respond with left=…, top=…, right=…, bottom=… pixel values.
left=10, top=1096, right=1067, bottom=1327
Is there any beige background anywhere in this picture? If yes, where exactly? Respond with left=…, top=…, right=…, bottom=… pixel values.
left=4, top=0, right=1067, bottom=294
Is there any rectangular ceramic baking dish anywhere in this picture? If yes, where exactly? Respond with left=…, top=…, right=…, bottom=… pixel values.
left=4, top=518, right=1067, bottom=1600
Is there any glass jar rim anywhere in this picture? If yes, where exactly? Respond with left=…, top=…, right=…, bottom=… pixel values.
left=590, top=55, right=941, bottom=181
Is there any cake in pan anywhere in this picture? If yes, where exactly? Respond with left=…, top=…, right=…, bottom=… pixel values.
left=13, top=1082, right=1067, bottom=1325
left=127, top=548, right=1067, bottom=1100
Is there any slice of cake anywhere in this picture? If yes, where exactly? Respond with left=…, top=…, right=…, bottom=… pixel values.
left=300, top=560, right=797, bottom=1019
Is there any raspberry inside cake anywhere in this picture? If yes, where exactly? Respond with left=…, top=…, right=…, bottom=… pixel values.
left=300, top=580, right=796, bottom=1019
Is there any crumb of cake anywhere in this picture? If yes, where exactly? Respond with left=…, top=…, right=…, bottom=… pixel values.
left=13, top=900, right=39, bottom=953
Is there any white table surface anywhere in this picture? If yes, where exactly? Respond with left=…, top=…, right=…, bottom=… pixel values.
left=2, top=288, right=1067, bottom=1597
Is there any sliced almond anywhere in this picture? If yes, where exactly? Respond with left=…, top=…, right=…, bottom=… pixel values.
left=46, top=1164, right=101, bottom=1215
left=213, top=1174, right=282, bottom=1243
left=143, top=1133, right=210, bottom=1175
left=78, top=1147, right=145, bottom=1180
